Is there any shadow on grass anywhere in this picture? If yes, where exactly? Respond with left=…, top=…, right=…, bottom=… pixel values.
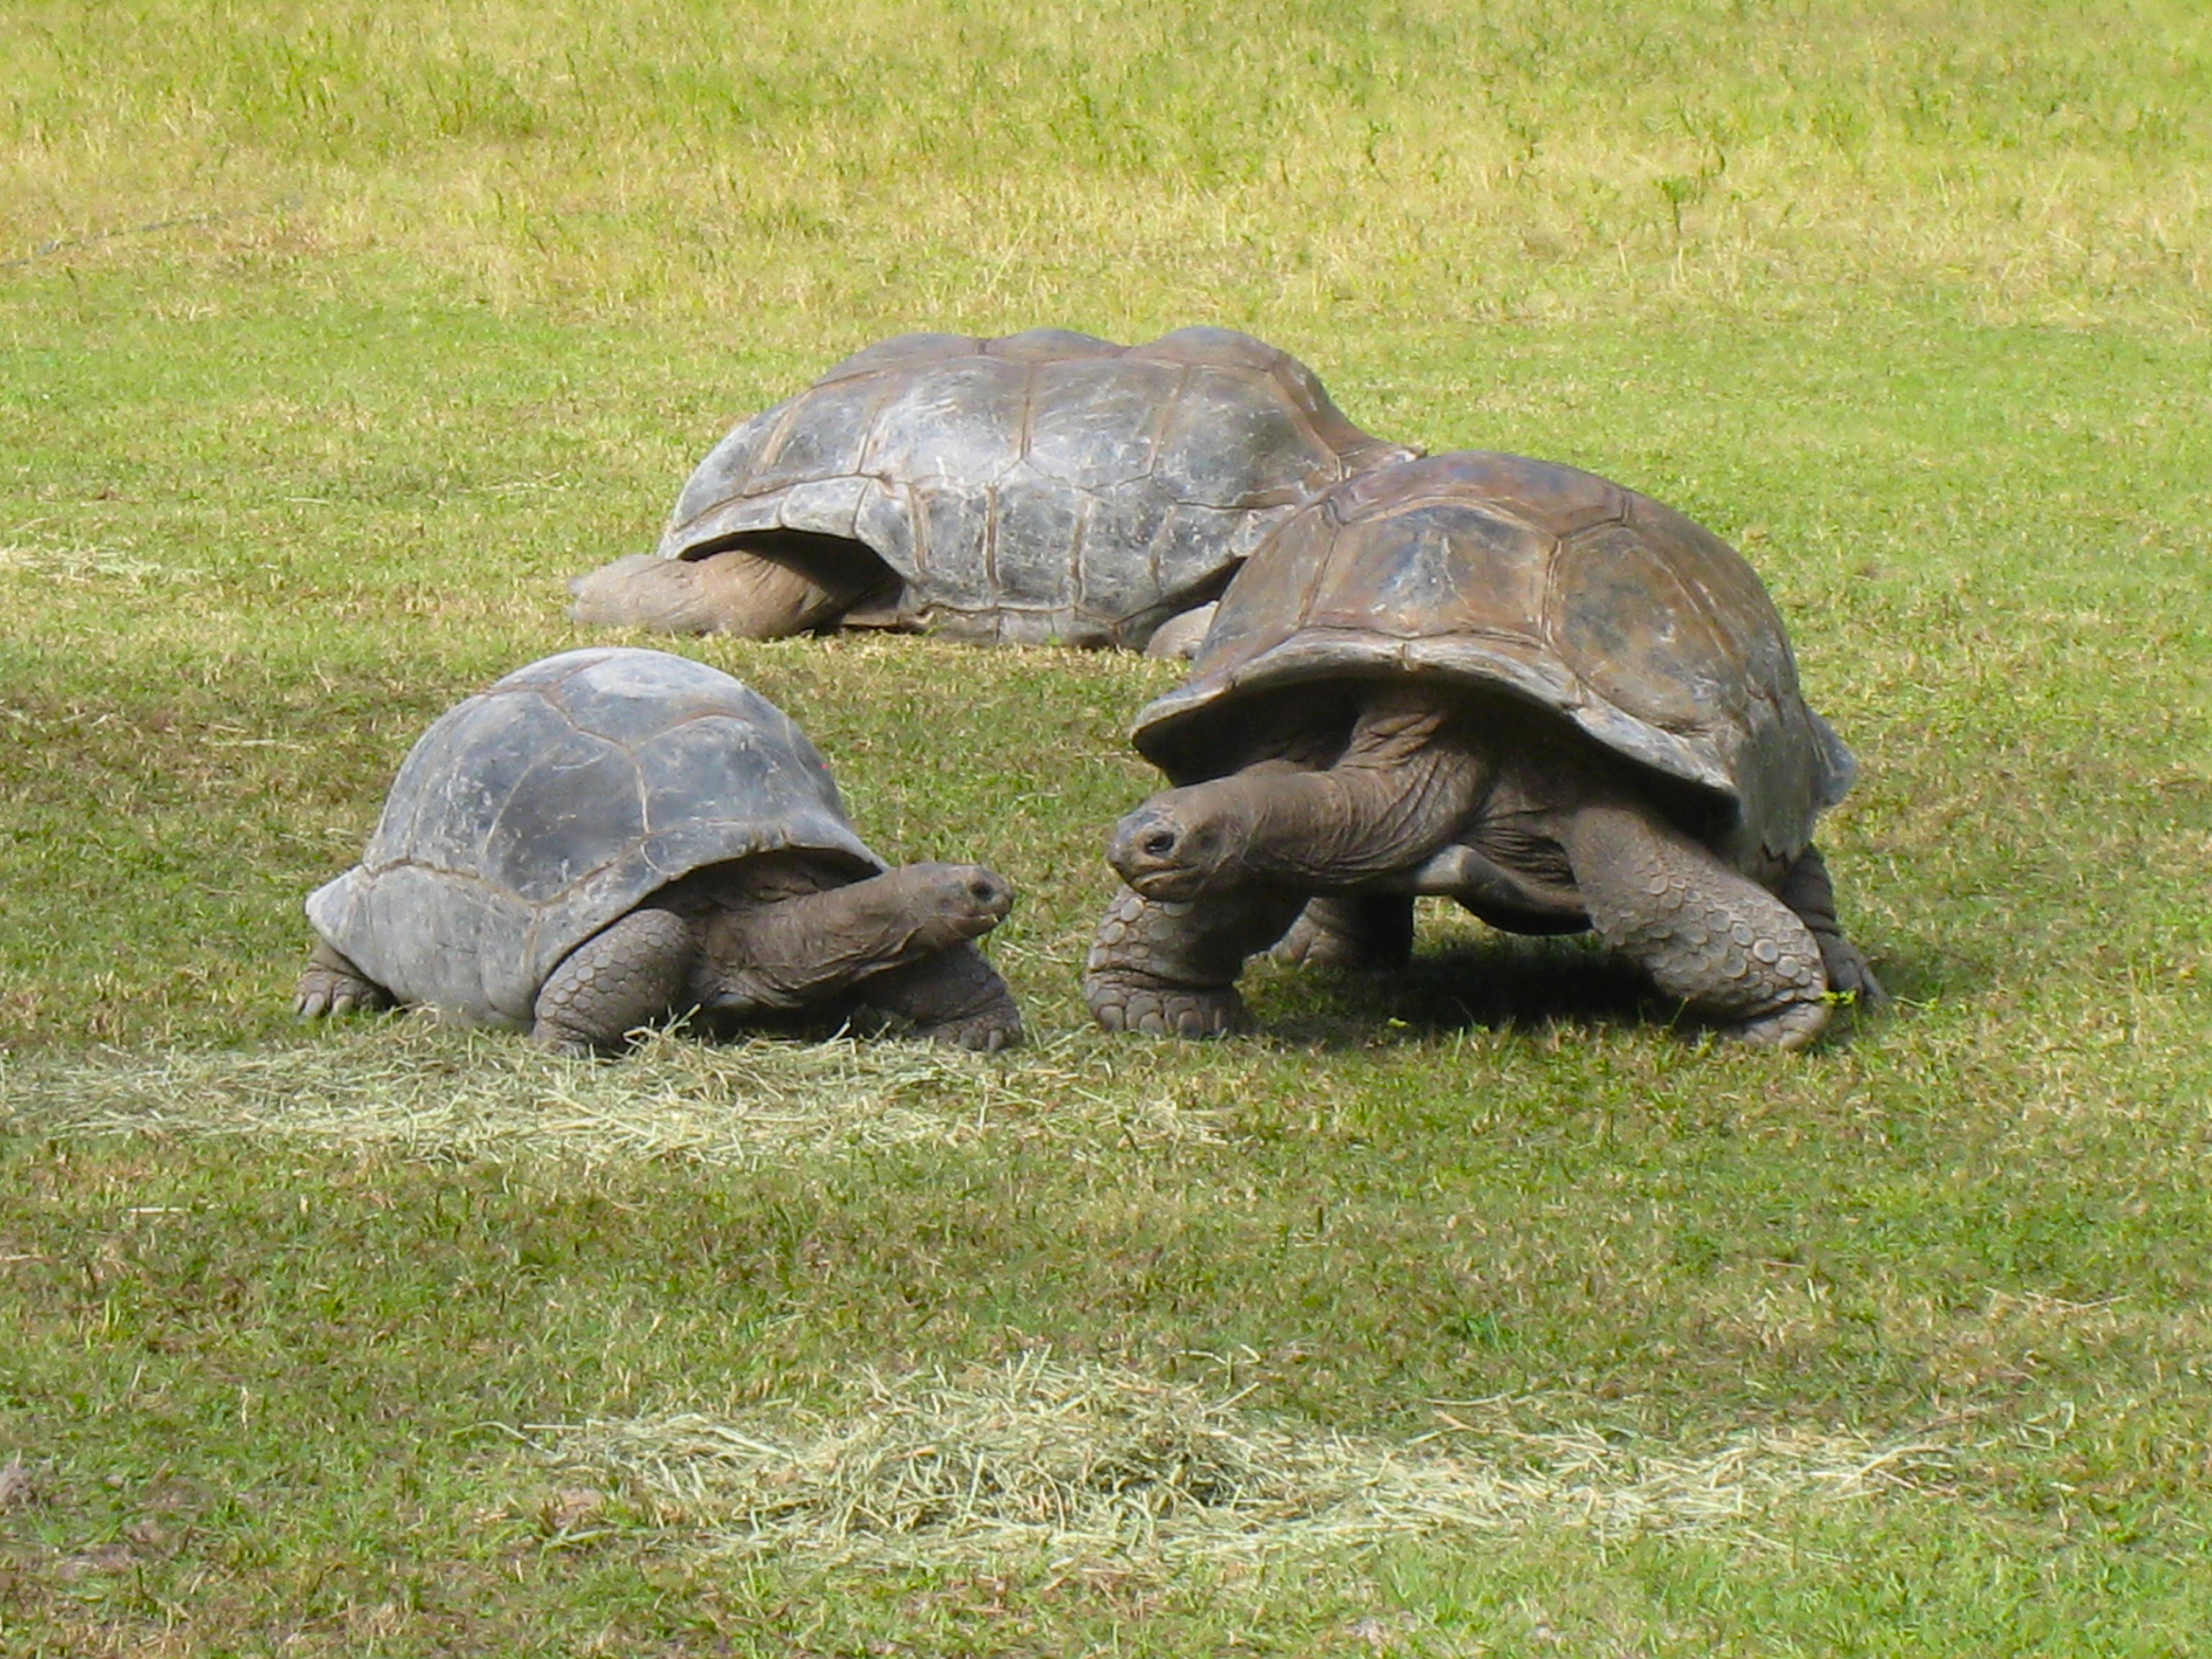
left=1253, top=925, right=1921, bottom=1053
left=1254, top=932, right=1658, bottom=1050
left=1847, top=933, right=1966, bottom=1007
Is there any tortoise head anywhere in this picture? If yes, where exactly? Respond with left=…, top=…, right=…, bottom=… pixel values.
left=1107, top=783, right=1256, bottom=902
left=881, top=862, right=1017, bottom=950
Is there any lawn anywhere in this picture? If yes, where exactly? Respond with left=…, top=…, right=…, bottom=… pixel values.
left=2, top=1, right=2209, bottom=1653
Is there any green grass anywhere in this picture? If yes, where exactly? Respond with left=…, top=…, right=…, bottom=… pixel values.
left=4, top=1, right=2212, bottom=1653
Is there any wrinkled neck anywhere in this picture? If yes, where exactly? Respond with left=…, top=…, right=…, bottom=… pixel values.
left=1233, top=699, right=1489, bottom=887
left=698, top=868, right=960, bottom=1010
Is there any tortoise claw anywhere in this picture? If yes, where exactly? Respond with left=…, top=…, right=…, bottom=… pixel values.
left=1817, top=937, right=1890, bottom=1012
left=294, top=945, right=390, bottom=1022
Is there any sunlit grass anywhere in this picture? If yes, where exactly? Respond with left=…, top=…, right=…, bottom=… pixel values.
left=6, top=0, right=2209, bottom=331
left=3, top=1, right=2211, bottom=1652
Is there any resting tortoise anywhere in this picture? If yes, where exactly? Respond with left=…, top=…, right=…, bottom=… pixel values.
left=1083, top=451, right=1884, bottom=1049
left=297, top=647, right=1022, bottom=1053
left=569, top=325, right=1413, bottom=655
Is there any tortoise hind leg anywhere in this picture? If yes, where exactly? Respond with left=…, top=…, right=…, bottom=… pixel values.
left=1561, top=803, right=1831, bottom=1051
left=295, top=941, right=393, bottom=1020
left=531, top=906, right=696, bottom=1055
left=1776, top=845, right=1888, bottom=1010
left=850, top=943, right=1024, bottom=1052
left=1274, top=895, right=1416, bottom=971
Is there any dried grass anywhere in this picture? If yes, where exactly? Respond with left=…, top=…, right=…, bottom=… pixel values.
left=0, top=544, right=203, bottom=587
left=526, top=1354, right=1956, bottom=1570
left=0, top=1022, right=1232, bottom=1166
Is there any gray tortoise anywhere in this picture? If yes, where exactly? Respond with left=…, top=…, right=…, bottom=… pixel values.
left=297, top=647, right=1022, bottom=1053
left=1083, top=451, right=1884, bottom=1050
left=569, top=325, right=1413, bottom=655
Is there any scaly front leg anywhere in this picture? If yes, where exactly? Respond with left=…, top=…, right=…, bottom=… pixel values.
left=1563, top=804, right=1832, bottom=1051
left=1083, top=885, right=1305, bottom=1038
left=532, top=907, right=696, bottom=1054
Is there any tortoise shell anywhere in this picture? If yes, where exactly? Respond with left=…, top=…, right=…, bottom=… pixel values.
left=305, top=648, right=879, bottom=1028
left=657, top=325, right=1414, bottom=648
left=1130, top=451, right=1856, bottom=868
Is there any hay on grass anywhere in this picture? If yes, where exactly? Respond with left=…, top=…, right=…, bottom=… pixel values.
left=0, top=1020, right=1232, bottom=1166
left=527, top=1354, right=1956, bottom=1570
left=0, top=543, right=204, bottom=587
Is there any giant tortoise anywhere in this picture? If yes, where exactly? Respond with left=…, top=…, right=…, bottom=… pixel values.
left=1082, top=451, right=1884, bottom=1048
left=298, top=647, right=1022, bottom=1053
left=568, top=325, right=1413, bottom=655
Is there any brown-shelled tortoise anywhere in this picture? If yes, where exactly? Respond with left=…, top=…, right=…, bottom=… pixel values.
left=297, top=647, right=1022, bottom=1053
left=1082, top=450, right=1885, bottom=1049
left=568, top=325, right=1414, bottom=655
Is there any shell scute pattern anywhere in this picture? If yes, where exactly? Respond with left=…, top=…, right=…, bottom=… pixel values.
left=306, top=649, right=878, bottom=1028
left=1022, top=355, right=1182, bottom=492
left=1134, top=451, right=1852, bottom=868
left=655, top=327, right=1414, bottom=647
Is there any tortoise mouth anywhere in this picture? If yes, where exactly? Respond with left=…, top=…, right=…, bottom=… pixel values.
left=1123, top=866, right=1208, bottom=903
left=956, top=872, right=1016, bottom=931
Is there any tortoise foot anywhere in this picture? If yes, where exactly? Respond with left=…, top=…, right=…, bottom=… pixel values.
left=863, top=991, right=1026, bottom=1053
left=1083, top=885, right=1298, bottom=1039
left=531, top=905, right=694, bottom=1056
left=1274, top=914, right=1367, bottom=969
left=848, top=940, right=1023, bottom=1053
left=1083, top=968, right=1247, bottom=1038
left=1775, top=845, right=1889, bottom=1015
left=1714, top=996, right=1833, bottom=1053
left=915, top=1006, right=1025, bottom=1053
left=294, top=942, right=392, bottom=1020
left=1272, top=896, right=1416, bottom=971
